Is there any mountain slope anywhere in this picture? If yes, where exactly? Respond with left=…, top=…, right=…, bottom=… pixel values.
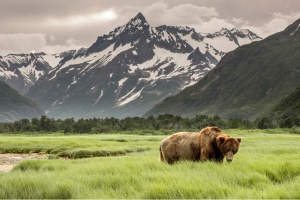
left=0, top=81, right=45, bottom=122
left=144, top=18, right=300, bottom=119
left=0, top=51, right=77, bottom=94
left=25, top=13, right=261, bottom=119
left=271, top=87, right=300, bottom=120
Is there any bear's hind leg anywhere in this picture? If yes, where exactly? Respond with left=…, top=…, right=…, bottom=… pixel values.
left=165, top=143, right=179, bottom=164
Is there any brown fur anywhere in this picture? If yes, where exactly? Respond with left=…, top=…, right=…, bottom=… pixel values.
left=159, top=126, right=241, bottom=164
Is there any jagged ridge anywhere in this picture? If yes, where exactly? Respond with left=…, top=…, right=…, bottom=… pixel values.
left=1, top=13, right=262, bottom=119
left=144, top=18, right=300, bottom=119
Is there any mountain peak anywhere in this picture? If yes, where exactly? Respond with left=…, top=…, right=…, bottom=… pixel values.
left=86, top=13, right=150, bottom=54
left=187, top=47, right=206, bottom=63
left=220, top=27, right=230, bottom=33
left=126, top=12, right=149, bottom=28
left=221, top=27, right=229, bottom=31
left=135, top=12, right=146, bottom=20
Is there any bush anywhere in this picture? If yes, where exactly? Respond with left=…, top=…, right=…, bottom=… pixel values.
left=1, top=115, right=299, bottom=134
left=256, top=117, right=276, bottom=129
left=290, top=126, right=300, bottom=134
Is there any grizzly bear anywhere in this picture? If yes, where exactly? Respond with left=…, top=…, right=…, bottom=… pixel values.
left=159, top=126, right=241, bottom=164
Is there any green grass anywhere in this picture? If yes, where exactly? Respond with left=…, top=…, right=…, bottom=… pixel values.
left=0, top=129, right=300, bottom=199
left=0, top=134, right=159, bottom=158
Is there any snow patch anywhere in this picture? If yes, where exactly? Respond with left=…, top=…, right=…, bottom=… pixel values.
left=18, top=62, right=44, bottom=82
left=3, top=55, right=23, bottom=65
left=181, top=72, right=205, bottom=90
left=67, top=77, right=77, bottom=90
left=49, top=43, right=132, bottom=80
left=117, top=87, right=145, bottom=107
left=202, top=36, right=238, bottom=52
left=290, top=23, right=300, bottom=35
left=42, top=55, right=61, bottom=68
left=94, top=90, right=104, bottom=105
left=118, top=77, right=128, bottom=86
left=70, top=79, right=77, bottom=85
left=0, top=70, right=18, bottom=79
left=180, top=32, right=207, bottom=54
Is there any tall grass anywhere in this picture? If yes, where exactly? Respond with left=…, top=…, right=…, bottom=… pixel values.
left=0, top=129, right=299, bottom=199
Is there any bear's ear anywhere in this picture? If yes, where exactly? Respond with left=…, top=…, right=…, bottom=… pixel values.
left=236, top=138, right=242, bottom=143
left=218, top=136, right=226, bottom=144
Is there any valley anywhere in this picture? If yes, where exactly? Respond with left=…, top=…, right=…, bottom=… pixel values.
left=0, top=130, right=299, bottom=198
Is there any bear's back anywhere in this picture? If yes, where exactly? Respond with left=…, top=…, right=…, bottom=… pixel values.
left=199, top=126, right=229, bottom=145
left=160, top=132, right=201, bottom=163
left=161, top=132, right=199, bottom=146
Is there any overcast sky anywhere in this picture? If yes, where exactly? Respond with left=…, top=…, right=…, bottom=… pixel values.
left=1, top=0, right=300, bottom=56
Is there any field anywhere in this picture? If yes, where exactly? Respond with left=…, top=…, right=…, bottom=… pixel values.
left=0, top=129, right=300, bottom=199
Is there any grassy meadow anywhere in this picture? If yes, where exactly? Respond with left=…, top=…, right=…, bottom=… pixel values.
left=0, top=129, right=300, bottom=199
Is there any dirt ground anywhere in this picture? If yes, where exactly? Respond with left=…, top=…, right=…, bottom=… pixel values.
left=0, top=153, right=48, bottom=173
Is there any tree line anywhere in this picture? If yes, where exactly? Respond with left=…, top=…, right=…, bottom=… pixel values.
left=0, top=114, right=299, bottom=134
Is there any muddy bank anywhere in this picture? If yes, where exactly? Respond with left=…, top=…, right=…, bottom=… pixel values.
left=0, top=153, right=48, bottom=173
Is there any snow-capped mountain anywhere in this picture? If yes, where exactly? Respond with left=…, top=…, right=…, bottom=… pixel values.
left=0, top=51, right=77, bottom=94
left=144, top=18, right=300, bottom=119
left=202, top=28, right=262, bottom=52
left=2, top=13, right=261, bottom=119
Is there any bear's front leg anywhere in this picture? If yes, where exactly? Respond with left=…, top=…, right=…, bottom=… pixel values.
left=200, top=149, right=210, bottom=162
left=201, top=149, right=218, bottom=162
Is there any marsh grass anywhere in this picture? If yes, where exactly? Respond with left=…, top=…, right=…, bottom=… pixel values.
left=0, top=134, right=158, bottom=158
left=0, top=129, right=299, bottom=199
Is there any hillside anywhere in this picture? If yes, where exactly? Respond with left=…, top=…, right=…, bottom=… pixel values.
left=144, top=18, right=300, bottom=119
left=0, top=81, right=45, bottom=122
left=271, top=87, right=300, bottom=120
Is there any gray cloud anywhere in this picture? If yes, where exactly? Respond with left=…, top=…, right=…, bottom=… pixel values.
left=0, top=33, right=46, bottom=55
left=1, top=0, right=300, bottom=55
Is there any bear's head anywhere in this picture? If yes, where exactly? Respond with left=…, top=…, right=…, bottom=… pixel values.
left=217, top=136, right=241, bottom=162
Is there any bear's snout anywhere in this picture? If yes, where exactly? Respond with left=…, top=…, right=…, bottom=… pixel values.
left=226, top=151, right=234, bottom=162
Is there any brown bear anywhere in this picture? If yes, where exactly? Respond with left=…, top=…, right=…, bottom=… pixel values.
left=159, top=126, right=241, bottom=164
